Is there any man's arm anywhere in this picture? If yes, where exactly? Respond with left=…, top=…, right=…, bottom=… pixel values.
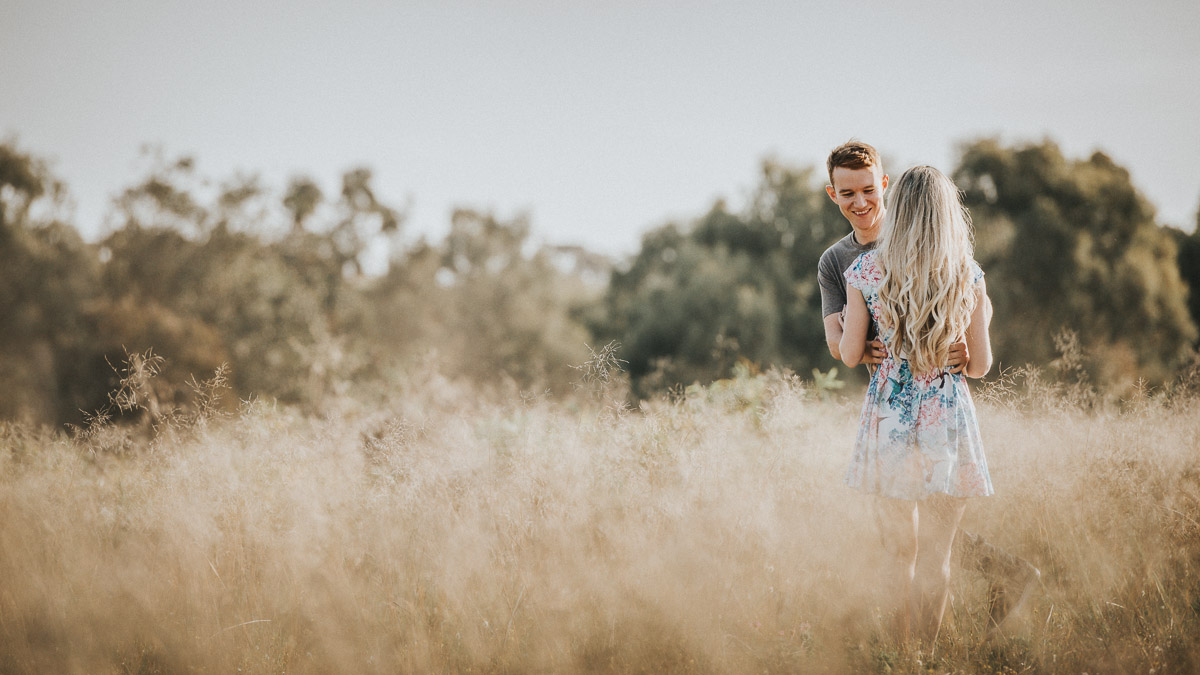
left=824, top=312, right=846, bottom=361
left=818, top=248, right=885, bottom=365
left=817, top=251, right=847, bottom=361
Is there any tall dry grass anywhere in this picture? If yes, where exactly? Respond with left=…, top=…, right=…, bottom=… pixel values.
left=1, top=363, right=1198, bottom=674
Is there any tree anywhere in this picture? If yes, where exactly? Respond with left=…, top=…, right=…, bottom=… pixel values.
left=0, top=144, right=45, bottom=237
left=954, top=139, right=1197, bottom=387
left=283, top=176, right=322, bottom=232
left=0, top=142, right=103, bottom=423
left=95, top=153, right=422, bottom=406
left=1166, top=198, right=1200, bottom=347
left=1, top=142, right=605, bottom=423
left=439, top=209, right=593, bottom=389
left=593, top=161, right=846, bottom=393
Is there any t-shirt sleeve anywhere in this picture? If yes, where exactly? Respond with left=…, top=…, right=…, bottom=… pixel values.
left=817, top=250, right=846, bottom=318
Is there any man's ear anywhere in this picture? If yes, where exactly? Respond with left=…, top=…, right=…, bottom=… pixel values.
left=825, top=184, right=837, bottom=201
left=881, top=174, right=889, bottom=189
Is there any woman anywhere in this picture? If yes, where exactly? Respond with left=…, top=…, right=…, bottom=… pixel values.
left=839, top=165, right=994, bottom=643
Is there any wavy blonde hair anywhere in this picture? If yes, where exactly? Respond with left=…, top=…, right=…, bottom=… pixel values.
left=876, top=166, right=978, bottom=375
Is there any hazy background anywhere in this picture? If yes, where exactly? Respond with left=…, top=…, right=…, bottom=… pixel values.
left=4, top=0, right=1199, bottom=257
left=5, top=5, right=1200, bottom=672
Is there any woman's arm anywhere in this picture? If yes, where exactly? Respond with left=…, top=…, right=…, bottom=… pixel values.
left=964, top=279, right=993, bottom=378
left=839, top=287, right=870, bottom=368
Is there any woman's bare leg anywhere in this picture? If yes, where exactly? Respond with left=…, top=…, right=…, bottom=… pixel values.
left=912, top=495, right=967, bottom=643
left=876, top=497, right=919, bottom=640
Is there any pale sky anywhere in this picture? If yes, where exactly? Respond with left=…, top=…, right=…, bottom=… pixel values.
left=4, top=0, right=1199, bottom=258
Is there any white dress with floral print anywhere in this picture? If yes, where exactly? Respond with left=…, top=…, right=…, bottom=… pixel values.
left=843, top=251, right=993, bottom=500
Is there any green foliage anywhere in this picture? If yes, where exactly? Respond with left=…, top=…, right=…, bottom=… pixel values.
left=282, top=175, right=322, bottom=230
left=954, top=139, right=1197, bottom=388
left=1, top=143, right=422, bottom=423
left=810, top=367, right=844, bottom=401
left=365, top=209, right=595, bottom=392
left=594, top=161, right=844, bottom=394
left=0, top=144, right=45, bottom=232
left=4, top=137, right=1198, bottom=425
left=0, top=144, right=103, bottom=423
left=1165, top=201, right=1200, bottom=343
left=99, top=156, right=341, bottom=404
left=89, top=149, right=600, bottom=409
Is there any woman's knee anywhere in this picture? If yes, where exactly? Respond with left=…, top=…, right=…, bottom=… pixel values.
left=876, top=498, right=918, bottom=562
left=886, top=536, right=917, bottom=568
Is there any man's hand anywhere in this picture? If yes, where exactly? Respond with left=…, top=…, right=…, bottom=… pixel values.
left=947, top=340, right=970, bottom=373
left=861, top=338, right=887, bottom=365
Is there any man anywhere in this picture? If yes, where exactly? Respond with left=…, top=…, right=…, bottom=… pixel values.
left=818, top=141, right=966, bottom=370
left=817, top=140, right=1040, bottom=632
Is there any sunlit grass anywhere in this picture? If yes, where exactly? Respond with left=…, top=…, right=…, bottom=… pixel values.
left=1, top=365, right=1198, bottom=673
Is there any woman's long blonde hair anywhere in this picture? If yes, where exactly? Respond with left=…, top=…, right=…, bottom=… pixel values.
left=876, top=166, right=978, bottom=375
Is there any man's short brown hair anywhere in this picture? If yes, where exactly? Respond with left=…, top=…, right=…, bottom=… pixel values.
left=826, top=140, right=881, bottom=185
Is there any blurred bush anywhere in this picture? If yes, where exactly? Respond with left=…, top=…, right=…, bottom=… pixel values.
left=2, top=137, right=1197, bottom=425
left=1, top=142, right=600, bottom=426
left=1, top=145, right=102, bottom=423
left=590, top=161, right=845, bottom=396
left=955, top=139, right=1197, bottom=391
left=1166, top=206, right=1200, bottom=346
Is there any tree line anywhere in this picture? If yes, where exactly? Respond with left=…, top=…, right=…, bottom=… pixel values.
left=2, top=139, right=1198, bottom=426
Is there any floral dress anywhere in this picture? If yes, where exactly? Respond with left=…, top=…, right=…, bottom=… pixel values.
left=843, top=251, right=993, bottom=500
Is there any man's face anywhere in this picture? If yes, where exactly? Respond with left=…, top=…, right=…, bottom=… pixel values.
left=826, top=165, right=888, bottom=233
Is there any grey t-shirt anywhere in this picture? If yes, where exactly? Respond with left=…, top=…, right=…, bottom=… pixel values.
left=818, top=231, right=876, bottom=318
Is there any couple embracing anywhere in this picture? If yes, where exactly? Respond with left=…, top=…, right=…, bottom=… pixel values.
left=817, top=141, right=1039, bottom=644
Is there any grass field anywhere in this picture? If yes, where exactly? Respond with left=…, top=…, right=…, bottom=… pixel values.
left=1, top=365, right=1198, bottom=674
